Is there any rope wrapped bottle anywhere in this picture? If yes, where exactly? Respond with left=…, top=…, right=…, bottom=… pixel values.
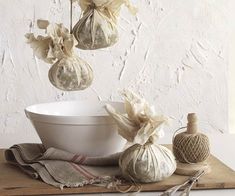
left=173, top=113, right=210, bottom=163
left=172, top=113, right=211, bottom=175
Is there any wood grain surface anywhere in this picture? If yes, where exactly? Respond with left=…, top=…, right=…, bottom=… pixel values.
left=0, top=148, right=235, bottom=196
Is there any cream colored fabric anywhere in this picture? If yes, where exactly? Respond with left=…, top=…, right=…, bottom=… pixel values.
left=48, top=55, right=93, bottom=91
left=25, top=20, right=93, bottom=91
left=105, top=90, right=176, bottom=183
left=25, top=20, right=76, bottom=64
left=105, top=90, right=167, bottom=145
left=119, top=142, right=176, bottom=183
left=72, top=0, right=136, bottom=50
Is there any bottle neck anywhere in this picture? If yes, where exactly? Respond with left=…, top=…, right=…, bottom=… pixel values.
left=187, top=122, right=197, bottom=134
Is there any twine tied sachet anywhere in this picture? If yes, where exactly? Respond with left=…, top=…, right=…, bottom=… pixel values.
left=72, top=0, right=137, bottom=49
left=105, top=90, right=176, bottom=183
left=25, top=20, right=93, bottom=91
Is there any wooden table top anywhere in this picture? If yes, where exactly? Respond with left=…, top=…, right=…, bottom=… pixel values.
left=1, top=147, right=235, bottom=196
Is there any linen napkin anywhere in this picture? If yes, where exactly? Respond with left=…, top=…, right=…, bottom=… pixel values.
left=5, top=144, right=122, bottom=189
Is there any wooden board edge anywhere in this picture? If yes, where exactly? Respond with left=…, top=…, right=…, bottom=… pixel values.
left=2, top=181, right=235, bottom=196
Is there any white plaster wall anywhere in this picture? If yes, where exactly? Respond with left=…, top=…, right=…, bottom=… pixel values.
left=0, top=0, right=231, bottom=147
left=228, top=0, right=235, bottom=134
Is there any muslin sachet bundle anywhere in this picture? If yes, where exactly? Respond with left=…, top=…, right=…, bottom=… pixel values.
left=105, top=90, right=176, bottom=183
left=73, top=0, right=137, bottom=50
left=25, top=20, right=93, bottom=91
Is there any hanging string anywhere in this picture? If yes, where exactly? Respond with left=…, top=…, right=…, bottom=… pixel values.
left=70, top=0, right=73, bottom=34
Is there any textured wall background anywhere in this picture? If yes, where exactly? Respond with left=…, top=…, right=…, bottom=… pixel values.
left=0, top=0, right=231, bottom=147
left=228, top=1, right=235, bottom=134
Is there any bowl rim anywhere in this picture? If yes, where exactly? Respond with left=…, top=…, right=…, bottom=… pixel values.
left=25, top=100, right=124, bottom=125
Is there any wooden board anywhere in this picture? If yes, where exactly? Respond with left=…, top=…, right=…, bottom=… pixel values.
left=0, top=148, right=235, bottom=196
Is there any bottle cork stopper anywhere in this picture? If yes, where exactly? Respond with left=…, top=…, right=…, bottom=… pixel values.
left=187, top=113, right=198, bottom=134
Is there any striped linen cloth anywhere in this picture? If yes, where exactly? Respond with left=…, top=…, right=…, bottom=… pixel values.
left=4, top=144, right=122, bottom=188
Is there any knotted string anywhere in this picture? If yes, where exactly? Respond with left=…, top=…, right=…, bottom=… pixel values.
left=70, top=0, right=73, bottom=33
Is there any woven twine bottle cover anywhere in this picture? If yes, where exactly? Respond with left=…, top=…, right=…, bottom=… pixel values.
left=173, top=113, right=211, bottom=175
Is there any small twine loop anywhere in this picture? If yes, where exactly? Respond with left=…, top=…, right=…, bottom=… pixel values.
left=69, top=0, right=73, bottom=34
left=172, top=126, right=187, bottom=144
left=114, top=175, right=142, bottom=194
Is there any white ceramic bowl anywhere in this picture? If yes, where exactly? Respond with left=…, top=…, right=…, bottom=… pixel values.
left=25, top=101, right=126, bottom=157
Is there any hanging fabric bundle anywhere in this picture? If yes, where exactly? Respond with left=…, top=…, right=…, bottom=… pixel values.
left=105, top=90, right=176, bottom=183
left=25, top=20, right=93, bottom=91
left=72, top=0, right=137, bottom=50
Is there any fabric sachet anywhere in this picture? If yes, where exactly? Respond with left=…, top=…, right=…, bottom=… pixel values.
left=105, top=90, right=176, bottom=183
left=73, top=0, right=137, bottom=50
left=25, top=20, right=93, bottom=91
